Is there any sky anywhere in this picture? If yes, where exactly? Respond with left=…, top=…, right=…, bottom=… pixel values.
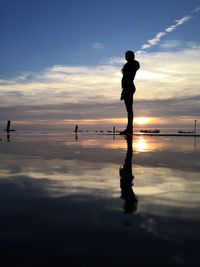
left=0, top=0, right=200, bottom=132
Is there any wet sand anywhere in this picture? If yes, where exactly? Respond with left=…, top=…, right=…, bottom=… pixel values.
left=0, top=133, right=200, bottom=266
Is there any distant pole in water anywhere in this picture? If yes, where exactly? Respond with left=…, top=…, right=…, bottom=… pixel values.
left=194, top=120, right=197, bottom=134
left=6, top=120, right=11, bottom=133
left=113, top=126, right=116, bottom=134
left=4, top=120, right=15, bottom=133
left=74, top=125, right=78, bottom=133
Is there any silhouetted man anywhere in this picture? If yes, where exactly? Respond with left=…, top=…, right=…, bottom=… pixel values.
left=120, top=51, right=140, bottom=135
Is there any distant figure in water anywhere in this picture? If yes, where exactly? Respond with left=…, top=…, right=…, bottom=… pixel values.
left=120, top=51, right=140, bottom=135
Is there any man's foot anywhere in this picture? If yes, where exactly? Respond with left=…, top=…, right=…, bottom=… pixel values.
left=119, top=129, right=133, bottom=135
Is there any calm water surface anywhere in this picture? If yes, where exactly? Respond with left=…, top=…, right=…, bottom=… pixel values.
left=0, top=133, right=199, bottom=266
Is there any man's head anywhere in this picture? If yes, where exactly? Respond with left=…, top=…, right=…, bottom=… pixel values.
left=125, top=50, right=135, bottom=62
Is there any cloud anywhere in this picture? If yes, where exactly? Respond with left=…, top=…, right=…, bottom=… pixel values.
left=1, top=47, right=200, bottom=103
left=1, top=46, right=200, bottom=107
left=0, top=64, right=121, bottom=107
left=91, top=42, right=106, bottom=50
left=0, top=94, right=199, bottom=132
left=139, top=11, right=193, bottom=51
left=191, top=6, right=200, bottom=13
left=0, top=44, right=199, bottom=129
left=159, top=40, right=182, bottom=49
left=165, top=15, right=191, bottom=33
left=135, top=96, right=200, bottom=118
left=141, top=44, right=151, bottom=50
left=158, top=40, right=200, bottom=51
left=141, top=32, right=166, bottom=49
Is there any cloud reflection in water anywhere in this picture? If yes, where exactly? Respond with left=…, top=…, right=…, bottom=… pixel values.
left=0, top=134, right=200, bottom=266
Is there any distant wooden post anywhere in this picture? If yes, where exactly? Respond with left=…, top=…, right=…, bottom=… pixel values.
left=74, top=125, right=78, bottom=133
left=113, top=126, right=116, bottom=134
left=194, top=120, right=197, bottom=134
left=4, top=120, right=16, bottom=133
left=6, top=120, right=11, bottom=133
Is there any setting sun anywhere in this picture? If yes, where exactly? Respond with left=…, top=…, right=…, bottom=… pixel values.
left=134, top=117, right=150, bottom=125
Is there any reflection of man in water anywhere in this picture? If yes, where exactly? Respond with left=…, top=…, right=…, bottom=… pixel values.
left=120, top=51, right=140, bottom=135
left=119, top=135, right=138, bottom=213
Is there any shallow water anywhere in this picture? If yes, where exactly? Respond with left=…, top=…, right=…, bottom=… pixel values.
left=0, top=133, right=200, bottom=266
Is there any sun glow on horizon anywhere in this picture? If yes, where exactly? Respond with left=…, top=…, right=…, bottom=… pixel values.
left=134, top=117, right=151, bottom=125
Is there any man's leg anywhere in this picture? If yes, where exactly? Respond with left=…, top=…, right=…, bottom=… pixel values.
left=124, top=95, right=133, bottom=132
